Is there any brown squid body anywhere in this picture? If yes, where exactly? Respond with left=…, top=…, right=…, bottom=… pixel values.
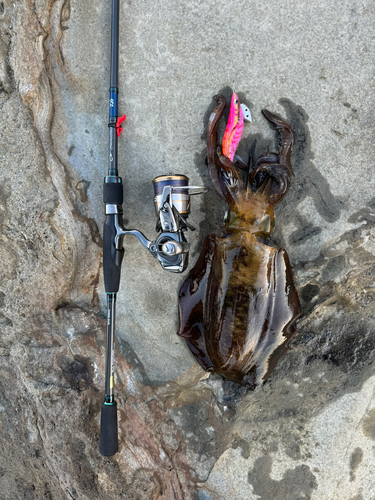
left=177, top=95, right=301, bottom=388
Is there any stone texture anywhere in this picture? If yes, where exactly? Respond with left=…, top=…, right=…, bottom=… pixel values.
left=0, top=0, right=375, bottom=499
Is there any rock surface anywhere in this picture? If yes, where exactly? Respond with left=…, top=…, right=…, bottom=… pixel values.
left=0, top=0, right=375, bottom=499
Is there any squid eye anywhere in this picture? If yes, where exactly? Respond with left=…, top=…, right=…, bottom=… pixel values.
left=234, top=100, right=238, bottom=104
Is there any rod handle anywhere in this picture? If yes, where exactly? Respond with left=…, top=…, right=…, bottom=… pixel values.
left=103, top=215, right=124, bottom=293
left=99, top=401, right=118, bottom=456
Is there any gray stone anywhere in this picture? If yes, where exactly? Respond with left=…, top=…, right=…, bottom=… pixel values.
left=0, top=0, right=375, bottom=498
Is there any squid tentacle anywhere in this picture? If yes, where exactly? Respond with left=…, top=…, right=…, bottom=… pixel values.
left=251, top=163, right=290, bottom=206
left=261, top=109, right=293, bottom=179
left=206, top=95, right=230, bottom=202
left=250, top=109, right=294, bottom=205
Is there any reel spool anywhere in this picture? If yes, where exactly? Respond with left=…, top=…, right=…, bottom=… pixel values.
left=153, top=174, right=191, bottom=216
left=153, top=174, right=203, bottom=220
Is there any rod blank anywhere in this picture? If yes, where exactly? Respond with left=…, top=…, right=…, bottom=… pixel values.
left=110, top=0, right=120, bottom=88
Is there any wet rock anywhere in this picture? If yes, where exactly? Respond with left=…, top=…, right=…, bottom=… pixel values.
left=0, top=0, right=374, bottom=499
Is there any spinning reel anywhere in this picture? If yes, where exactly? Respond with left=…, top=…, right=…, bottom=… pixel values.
left=107, top=174, right=201, bottom=274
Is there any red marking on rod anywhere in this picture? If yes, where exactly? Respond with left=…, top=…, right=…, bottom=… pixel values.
left=116, top=114, right=126, bottom=137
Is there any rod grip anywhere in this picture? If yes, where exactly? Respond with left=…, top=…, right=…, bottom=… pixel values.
left=103, top=214, right=124, bottom=293
left=99, top=401, right=118, bottom=456
left=103, top=182, right=123, bottom=205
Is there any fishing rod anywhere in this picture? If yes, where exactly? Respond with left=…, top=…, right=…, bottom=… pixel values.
left=99, top=0, right=201, bottom=457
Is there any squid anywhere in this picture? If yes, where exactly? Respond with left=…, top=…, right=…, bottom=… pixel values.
left=177, top=93, right=301, bottom=388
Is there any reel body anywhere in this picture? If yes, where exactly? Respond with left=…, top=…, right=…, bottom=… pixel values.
left=151, top=175, right=195, bottom=272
